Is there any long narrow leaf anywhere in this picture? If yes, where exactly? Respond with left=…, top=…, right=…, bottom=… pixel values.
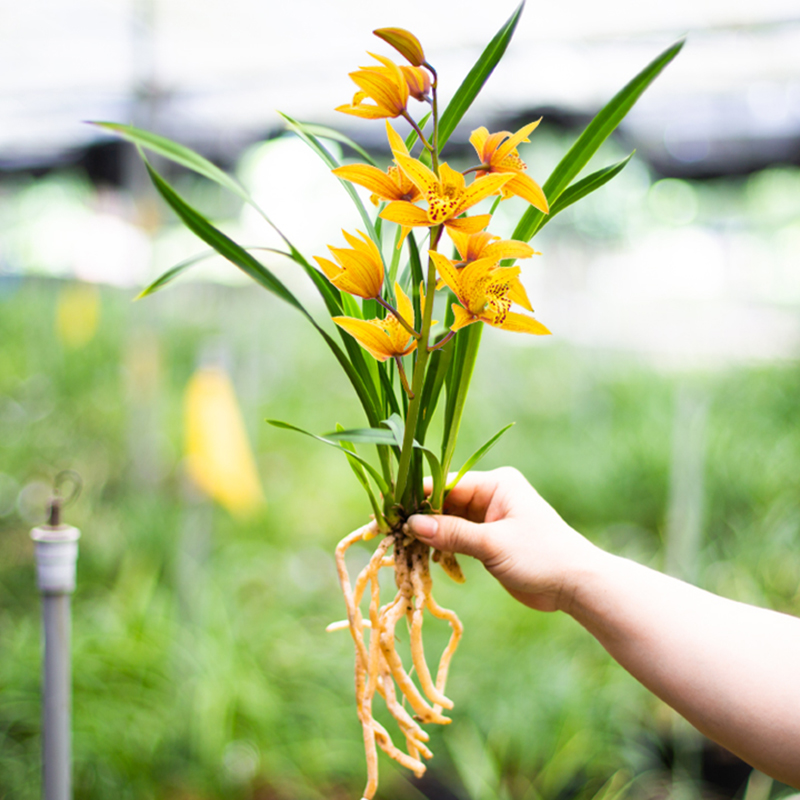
left=324, top=427, right=398, bottom=446
left=440, top=323, right=483, bottom=498
left=278, top=111, right=377, bottom=243
left=437, top=2, right=525, bottom=151
left=135, top=246, right=291, bottom=299
left=378, top=363, right=401, bottom=417
left=299, top=124, right=378, bottom=166
left=382, top=413, right=406, bottom=449
left=90, top=121, right=292, bottom=240
left=336, top=424, right=387, bottom=527
left=267, top=420, right=390, bottom=498
left=92, top=122, right=247, bottom=200
left=445, top=423, right=515, bottom=492
left=545, top=152, right=634, bottom=221
left=513, top=39, right=684, bottom=243
left=417, top=339, right=454, bottom=442
left=145, top=162, right=304, bottom=310
left=144, top=160, right=380, bottom=424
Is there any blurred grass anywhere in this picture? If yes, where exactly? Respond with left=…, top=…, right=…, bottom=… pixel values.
left=1, top=276, right=800, bottom=799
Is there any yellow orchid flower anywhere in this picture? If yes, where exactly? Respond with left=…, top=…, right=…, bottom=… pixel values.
left=380, top=153, right=513, bottom=241
left=314, top=230, right=385, bottom=299
left=445, top=230, right=540, bottom=311
left=336, top=53, right=410, bottom=120
left=333, top=282, right=418, bottom=362
left=469, top=120, right=549, bottom=213
left=429, top=250, right=550, bottom=335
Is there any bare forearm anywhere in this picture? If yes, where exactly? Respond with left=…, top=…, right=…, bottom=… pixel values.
left=566, top=550, right=800, bottom=787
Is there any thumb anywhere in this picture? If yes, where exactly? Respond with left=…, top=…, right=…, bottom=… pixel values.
left=405, top=513, right=491, bottom=561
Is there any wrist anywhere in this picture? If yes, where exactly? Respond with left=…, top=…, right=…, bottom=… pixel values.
left=556, top=538, right=614, bottom=617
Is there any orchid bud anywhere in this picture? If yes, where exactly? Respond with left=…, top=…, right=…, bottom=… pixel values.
left=373, top=27, right=426, bottom=67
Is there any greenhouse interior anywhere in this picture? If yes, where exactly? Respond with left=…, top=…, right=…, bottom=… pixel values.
left=2, top=1, right=800, bottom=799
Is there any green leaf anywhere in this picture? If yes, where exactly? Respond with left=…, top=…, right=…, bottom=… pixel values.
left=145, top=161, right=303, bottom=311
left=278, top=111, right=378, bottom=243
left=267, top=420, right=391, bottom=498
left=406, top=232, right=424, bottom=328
left=90, top=121, right=291, bottom=241
left=438, top=323, right=482, bottom=508
left=378, top=362, right=401, bottom=418
left=417, top=338, right=454, bottom=442
left=382, top=413, right=406, bottom=449
left=437, top=2, right=525, bottom=151
left=299, top=124, right=378, bottom=166
left=91, top=122, right=246, bottom=199
left=445, top=423, right=515, bottom=492
left=513, top=39, right=684, bottom=243
left=341, top=292, right=363, bottom=320
left=144, top=159, right=381, bottom=425
left=545, top=152, right=634, bottom=222
left=324, top=427, right=399, bottom=446
left=336, top=424, right=387, bottom=527
left=135, top=246, right=291, bottom=299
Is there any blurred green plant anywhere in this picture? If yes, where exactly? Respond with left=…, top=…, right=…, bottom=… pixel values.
left=2, top=278, right=800, bottom=799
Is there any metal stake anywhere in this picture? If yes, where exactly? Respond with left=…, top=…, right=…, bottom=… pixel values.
left=31, top=474, right=81, bottom=800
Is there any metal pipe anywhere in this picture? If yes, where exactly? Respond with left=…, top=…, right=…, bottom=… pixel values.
left=31, top=523, right=80, bottom=800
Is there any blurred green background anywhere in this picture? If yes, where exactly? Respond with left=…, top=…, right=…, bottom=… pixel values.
left=3, top=5, right=800, bottom=790
left=2, top=160, right=800, bottom=798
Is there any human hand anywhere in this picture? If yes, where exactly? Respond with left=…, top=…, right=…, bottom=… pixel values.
left=405, top=468, right=601, bottom=612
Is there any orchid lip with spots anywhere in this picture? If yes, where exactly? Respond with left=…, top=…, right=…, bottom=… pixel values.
left=98, top=7, right=683, bottom=797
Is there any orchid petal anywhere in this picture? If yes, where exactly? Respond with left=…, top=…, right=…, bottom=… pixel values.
left=429, top=251, right=462, bottom=298
left=444, top=214, right=491, bottom=235
left=450, top=304, right=477, bottom=332
left=385, top=120, right=410, bottom=157
left=349, top=71, right=405, bottom=115
left=335, top=103, right=396, bottom=120
left=380, top=201, right=432, bottom=227
left=507, top=277, right=534, bottom=312
left=457, top=172, right=513, bottom=214
left=495, top=119, right=542, bottom=162
left=438, top=162, right=466, bottom=195
left=394, top=281, right=415, bottom=331
left=492, top=310, right=551, bottom=335
left=505, top=173, right=549, bottom=213
left=482, top=238, right=536, bottom=262
left=394, top=153, right=440, bottom=198
left=468, top=127, right=490, bottom=161
left=333, top=164, right=402, bottom=199
left=333, top=317, right=395, bottom=361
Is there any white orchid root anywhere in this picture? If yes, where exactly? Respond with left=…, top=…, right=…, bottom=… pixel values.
left=331, top=522, right=464, bottom=799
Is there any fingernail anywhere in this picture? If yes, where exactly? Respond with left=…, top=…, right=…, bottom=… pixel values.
left=407, top=514, right=438, bottom=540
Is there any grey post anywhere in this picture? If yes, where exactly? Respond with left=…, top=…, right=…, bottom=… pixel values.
left=31, top=507, right=80, bottom=800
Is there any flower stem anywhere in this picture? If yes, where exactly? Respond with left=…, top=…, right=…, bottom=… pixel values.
left=394, top=356, right=414, bottom=399
left=394, top=225, right=443, bottom=504
left=402, top=112, right=434, bottom=153
left=428, top=67, right=439, bottom=175
left=428, top=329, right=455, bottom=352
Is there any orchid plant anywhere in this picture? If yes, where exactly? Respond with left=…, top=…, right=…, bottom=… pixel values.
left=92, top=5, right=682, bottom=797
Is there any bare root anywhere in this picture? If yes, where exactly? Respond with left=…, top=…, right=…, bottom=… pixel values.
left=331, top=524, right=464, bottom=798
